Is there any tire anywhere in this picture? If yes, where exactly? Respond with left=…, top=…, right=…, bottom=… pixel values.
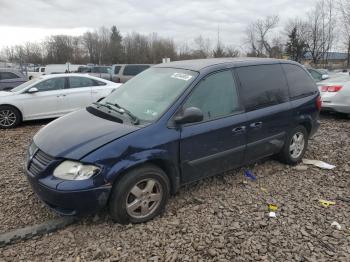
left=0, top=105, right=21, bottom=129
left=109, top=164, right=170, bottom=224
left=29, top=76, right=33, bottom=80
left=276, top=125, right=308, bottom=165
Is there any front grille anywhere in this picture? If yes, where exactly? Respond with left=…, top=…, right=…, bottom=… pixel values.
left=28, top=149, right=55, bottom=177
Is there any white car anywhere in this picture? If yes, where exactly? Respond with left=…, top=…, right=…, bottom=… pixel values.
left=317, top=72, right=350, bottom=116
left=0, top=74, right=121, bottom=128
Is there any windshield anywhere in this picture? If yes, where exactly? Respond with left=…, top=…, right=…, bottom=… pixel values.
left=101, top=67, right=198, bottom=122
left=11, top=78, right=39, bottom=92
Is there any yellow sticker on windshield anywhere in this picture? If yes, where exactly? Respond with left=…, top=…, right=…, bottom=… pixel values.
left=171, top=73, right=193, bottom=81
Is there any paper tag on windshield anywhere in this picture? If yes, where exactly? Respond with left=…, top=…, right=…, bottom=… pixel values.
left=171, top=73, right=193, bottom=81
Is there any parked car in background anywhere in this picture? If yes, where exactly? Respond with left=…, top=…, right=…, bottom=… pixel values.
left=28, top=67, right=46, bottom=80
left=45, top=64, right=85, bottom=74
left=88, top=66, right=112, bottom=80
left=0, top=74, right=120, bottom=128
left=111, top=64, right=151, bottom=83
left=28, top=64, right=85, bottom=79
left=25, top=58, right=320, bottom=224
left=0, top=68, right=28, bottom=91
left=317, top=72, right=350, bottom=116
left=77, top=66, right=92, bottom=73
left=307, top=68, right=329, bottom=82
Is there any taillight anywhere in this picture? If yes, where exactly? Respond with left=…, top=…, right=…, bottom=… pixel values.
left=321, top=85, right=342, bottom=92
left=316, top=96, right=322, bottom=111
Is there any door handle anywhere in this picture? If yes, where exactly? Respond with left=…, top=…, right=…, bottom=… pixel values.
left=232, top=126, right=246, bottom=133
left=250, top=122, right=263, bottom=128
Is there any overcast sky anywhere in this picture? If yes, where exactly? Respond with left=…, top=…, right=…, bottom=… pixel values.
left=0, top=0, right=317, bottom=49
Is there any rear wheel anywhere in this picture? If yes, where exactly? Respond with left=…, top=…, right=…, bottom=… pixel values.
left=109, top=164, right=170, bottom=224
left=277, top=126, right=308, bottom=165
left=0, top=106, right=21, bottom=129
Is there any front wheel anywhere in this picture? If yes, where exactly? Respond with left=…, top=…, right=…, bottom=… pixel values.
left=277, top=126, right=308, bottom=165
left=109, top=164, right=170, bottom=224
left=0, top=106, right=21, bottom=129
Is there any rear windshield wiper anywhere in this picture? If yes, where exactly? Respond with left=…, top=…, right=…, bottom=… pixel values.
left=104, top=102, right=140, bottom=125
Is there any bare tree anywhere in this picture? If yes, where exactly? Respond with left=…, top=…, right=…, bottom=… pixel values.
left=193, top=35, right=211, bottom=58
left=246, top=15, right=279, bottom=57
left=304, top=0, right=336, bottom=65
left=339, top=0, right=350, bottom=67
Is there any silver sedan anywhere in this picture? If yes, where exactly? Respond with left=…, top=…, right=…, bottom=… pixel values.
left=317, top=72, right=350, bottom=115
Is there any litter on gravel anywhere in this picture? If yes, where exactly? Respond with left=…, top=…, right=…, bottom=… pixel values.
left=302, top=159, right=336, bottom=170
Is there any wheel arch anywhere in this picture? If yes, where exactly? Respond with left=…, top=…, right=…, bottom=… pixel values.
left=298, top=121, right=311, bottom=135
left=108, top=158, right=181, bottom=195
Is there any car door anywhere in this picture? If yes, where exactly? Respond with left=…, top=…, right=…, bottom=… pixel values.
left=65, top=76, right=95, bottom=112
left=235, top=64, right=292, bottom=162
left=178, top=70, right=247, bottom=183
left=18, top=77, right=66, bottom=119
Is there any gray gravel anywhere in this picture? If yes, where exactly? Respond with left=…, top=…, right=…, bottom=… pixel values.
left=0, top=115, right=349, bottom=261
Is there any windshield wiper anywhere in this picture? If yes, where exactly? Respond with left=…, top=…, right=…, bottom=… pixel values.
left=104, top=102, right=140, bottom=125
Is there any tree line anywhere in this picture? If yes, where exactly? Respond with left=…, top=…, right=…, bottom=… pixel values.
left=1, top=0, right=349, bottom=67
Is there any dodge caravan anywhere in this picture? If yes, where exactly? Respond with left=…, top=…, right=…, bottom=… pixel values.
left=26, top=58, right=320, bottom=224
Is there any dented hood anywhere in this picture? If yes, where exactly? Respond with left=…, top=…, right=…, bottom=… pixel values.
left=33, top=109, right=139, bottom=159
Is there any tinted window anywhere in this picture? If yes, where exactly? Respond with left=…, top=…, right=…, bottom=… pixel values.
left=41, top=68, right=45, bottom=72
left=92, top=67, right=110, bottom=73
left=0, top=72, right=19, bottom=80
left=114, top=66, right=122, bottom=74
left=123, top=65, right=150, bottom=76
left=69, top=77, right=96, bottom=88
left=33, top=78, right=65, bottom=91
left=236, top=64, right=289, bottom=111
left=283, top=64, right=317, bottom=99
left=183, top=70, right=240, bottom=121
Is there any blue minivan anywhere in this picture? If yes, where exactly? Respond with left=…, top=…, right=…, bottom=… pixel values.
left=26, top=58, right=321, bottom=223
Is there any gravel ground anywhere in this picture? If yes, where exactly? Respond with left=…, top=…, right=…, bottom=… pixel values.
left=0, top=114, right=349, bottom=261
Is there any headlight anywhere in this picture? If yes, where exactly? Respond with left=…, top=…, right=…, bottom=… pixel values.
left=53, top=161, right=100, bottom=180
left=28, top=142, right=37, bottom=157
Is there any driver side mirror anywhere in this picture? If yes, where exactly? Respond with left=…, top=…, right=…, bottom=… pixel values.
left=174, top=107, right=203, bottom=124
left=27, top=87, right=39, bottom=93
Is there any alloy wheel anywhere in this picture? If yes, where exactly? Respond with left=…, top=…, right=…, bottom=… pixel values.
left=289, top=132, right=305, bottom=159
left=126, top=178, right=163, bottom=219
left=0, top=109, right=17, bottom=127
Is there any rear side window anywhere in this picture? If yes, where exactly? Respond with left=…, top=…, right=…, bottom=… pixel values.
left=283, top=64, right=317, bottom=99
left=123, top=65, right=150, bottom=76
left=183, top=70, right=240, bottom=121
left=236, top=64, right=289, bottom=111
left=69, top=77, right=96, bottom=88
left=308, top=69, right=321, bottom=81
left=94, top=80, right=107, bottom=86
left=0, top=72, right=19, bottom=80
left=114, top=66, right=122, bottom=74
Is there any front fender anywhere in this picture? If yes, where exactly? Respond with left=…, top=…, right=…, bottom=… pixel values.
left=105, top=149, right=180, bottom=193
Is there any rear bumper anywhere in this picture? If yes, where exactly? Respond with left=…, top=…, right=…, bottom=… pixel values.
left=321, top=103, right=350, bottom=114
left=26, top=171, right=111, bottom=216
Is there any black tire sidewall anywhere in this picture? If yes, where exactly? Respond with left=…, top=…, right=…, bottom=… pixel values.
left=109, top=165, right=170, bottom=224
left=0, top=106, right=21, bottom=129
left=283, top=126, right=308, bottom=164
